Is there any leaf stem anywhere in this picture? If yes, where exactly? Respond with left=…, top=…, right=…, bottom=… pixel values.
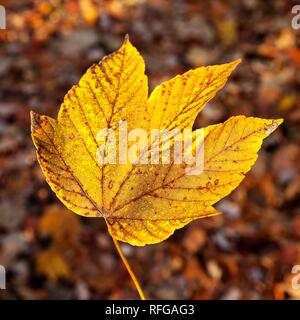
left=106, top=221, right=146, bottom=300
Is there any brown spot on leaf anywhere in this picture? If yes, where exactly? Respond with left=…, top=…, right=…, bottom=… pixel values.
left=206, top=181, right=212, bottom=188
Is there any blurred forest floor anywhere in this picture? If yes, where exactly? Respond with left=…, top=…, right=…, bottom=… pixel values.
left=0, top=0, right=300, bottom=299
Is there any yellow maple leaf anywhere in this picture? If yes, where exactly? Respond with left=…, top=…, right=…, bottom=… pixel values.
left=30, top=36, right=283, bottom=299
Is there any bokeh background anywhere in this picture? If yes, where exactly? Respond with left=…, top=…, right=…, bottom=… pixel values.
left=0, top=0, right=300, bottom=300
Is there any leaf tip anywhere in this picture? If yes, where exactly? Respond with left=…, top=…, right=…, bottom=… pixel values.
left=122, top=34, right=132, bottom=48
left=124, top=33, right=130, bottom=43
left=229, top=58, right=242, bottom=70
left=264, top=118, right=284, bottom=135
left=119, top=33, right=134, bottom=52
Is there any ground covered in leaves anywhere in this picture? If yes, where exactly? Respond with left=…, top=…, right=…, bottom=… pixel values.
left=0, top=0, right=300, bottom=299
